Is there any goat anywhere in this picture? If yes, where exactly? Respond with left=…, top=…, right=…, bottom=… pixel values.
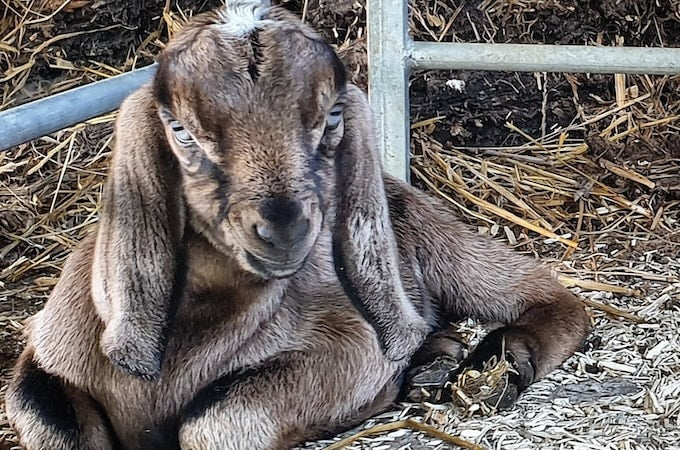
left=5, top=2, right=590, bottom=449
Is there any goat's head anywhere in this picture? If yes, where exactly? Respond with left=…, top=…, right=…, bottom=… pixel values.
left=153, top=2, right=347, bottom=279
left=93, top=1, right=426, bottom=379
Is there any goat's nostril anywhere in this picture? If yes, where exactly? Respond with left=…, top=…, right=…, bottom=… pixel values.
left=251, top=197, right=313, bottom=250
left=254, top=223, right=274, bottom=244
left=251, top=217, right=311, bottom=249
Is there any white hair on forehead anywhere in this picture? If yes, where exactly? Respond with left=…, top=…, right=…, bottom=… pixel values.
left=219, top=0, right=273, bottom=35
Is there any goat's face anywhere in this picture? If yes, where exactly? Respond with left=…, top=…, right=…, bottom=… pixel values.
left=153, top=3, right=347, bottom=279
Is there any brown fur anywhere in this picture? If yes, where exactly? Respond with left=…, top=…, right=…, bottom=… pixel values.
left=5, top=2, right=590, bottom=449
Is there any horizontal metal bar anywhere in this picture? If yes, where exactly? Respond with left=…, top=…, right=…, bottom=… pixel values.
left=0, top=64, right=158, bottom=151
left=411, top=42, right=680, bottom=75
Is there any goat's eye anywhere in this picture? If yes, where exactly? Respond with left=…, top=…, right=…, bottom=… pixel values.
left=169, top=120, right=195, bottom=146
left=325, top=103, right=344, bottom=130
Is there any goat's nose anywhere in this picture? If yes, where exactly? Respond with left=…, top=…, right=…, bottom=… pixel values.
left=253, top=197, right=311, bottom=249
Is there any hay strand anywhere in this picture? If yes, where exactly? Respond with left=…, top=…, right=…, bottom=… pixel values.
left=323, top=419, right=484, bottom=450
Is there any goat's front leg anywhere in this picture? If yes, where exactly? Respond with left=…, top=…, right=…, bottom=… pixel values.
left=178, top=328, right=401, bottom=450
left=386, top=177, right=590, bottom=401
left=5, top=348, right=116, bottom=450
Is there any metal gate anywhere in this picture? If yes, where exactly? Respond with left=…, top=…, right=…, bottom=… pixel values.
left=368, top=0, right=680, bottom=180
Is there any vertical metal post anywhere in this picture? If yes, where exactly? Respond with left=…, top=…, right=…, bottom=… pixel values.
left=367, top=0, right=411, bottom=180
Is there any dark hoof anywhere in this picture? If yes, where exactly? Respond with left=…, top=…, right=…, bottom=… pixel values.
left=405, top=357, right=460, bottom=403
left=452, top=328, right=536, bottom=410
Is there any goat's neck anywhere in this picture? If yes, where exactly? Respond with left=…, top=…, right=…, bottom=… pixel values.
left=184, top=229, right=288, bottom=297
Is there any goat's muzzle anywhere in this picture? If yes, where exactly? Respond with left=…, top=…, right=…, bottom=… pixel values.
left=229, top=195, right=321, bottom=276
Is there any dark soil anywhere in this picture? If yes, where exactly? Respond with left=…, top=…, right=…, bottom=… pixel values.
left=410, top=70, right=582, bottom=147
left=408, top=0, right=680, bottom=150
left=410, top=0, right=680, bottom=47
left=50, top=0, right=181, bottom=66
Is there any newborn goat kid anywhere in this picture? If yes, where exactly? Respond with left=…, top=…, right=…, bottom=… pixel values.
left=6, top=2, right=589, bottom=449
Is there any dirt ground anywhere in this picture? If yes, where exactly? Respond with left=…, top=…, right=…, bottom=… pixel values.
left=1, top=0, right=679, bottom=449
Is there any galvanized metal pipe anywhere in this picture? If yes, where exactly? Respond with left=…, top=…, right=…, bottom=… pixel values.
left=410, top=42, right=680, bottom=75
left=367, top=0, right=411, bottom=180
left=0, top=64, right=157, bottom=151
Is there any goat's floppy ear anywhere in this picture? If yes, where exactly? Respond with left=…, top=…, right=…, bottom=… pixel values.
left=91, top=86, right=185, bottom=379
left=332, top=84, right=429, bottom=361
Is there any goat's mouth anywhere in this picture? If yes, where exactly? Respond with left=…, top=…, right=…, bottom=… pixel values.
left=244, top=250, right=309, bottom=278
left=228, top=201, right=323, bottom=278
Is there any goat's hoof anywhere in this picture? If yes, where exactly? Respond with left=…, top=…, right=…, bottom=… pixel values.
left=405, top=356, right=460, bottom=403
left=462, top=328, right=536, bottom=389
left=451, top=327, right=536, bottom=410
left=451, top=361, right=525, bottom=410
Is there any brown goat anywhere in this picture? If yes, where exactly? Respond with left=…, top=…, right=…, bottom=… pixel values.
left=5, top=2, right=590, bottom=449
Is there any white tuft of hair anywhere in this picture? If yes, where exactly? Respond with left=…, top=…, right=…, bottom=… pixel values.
left=219, top=0, right=273, bottom=35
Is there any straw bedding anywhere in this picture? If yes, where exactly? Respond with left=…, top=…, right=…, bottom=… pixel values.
left=1, top=1, right=678, bottom=449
